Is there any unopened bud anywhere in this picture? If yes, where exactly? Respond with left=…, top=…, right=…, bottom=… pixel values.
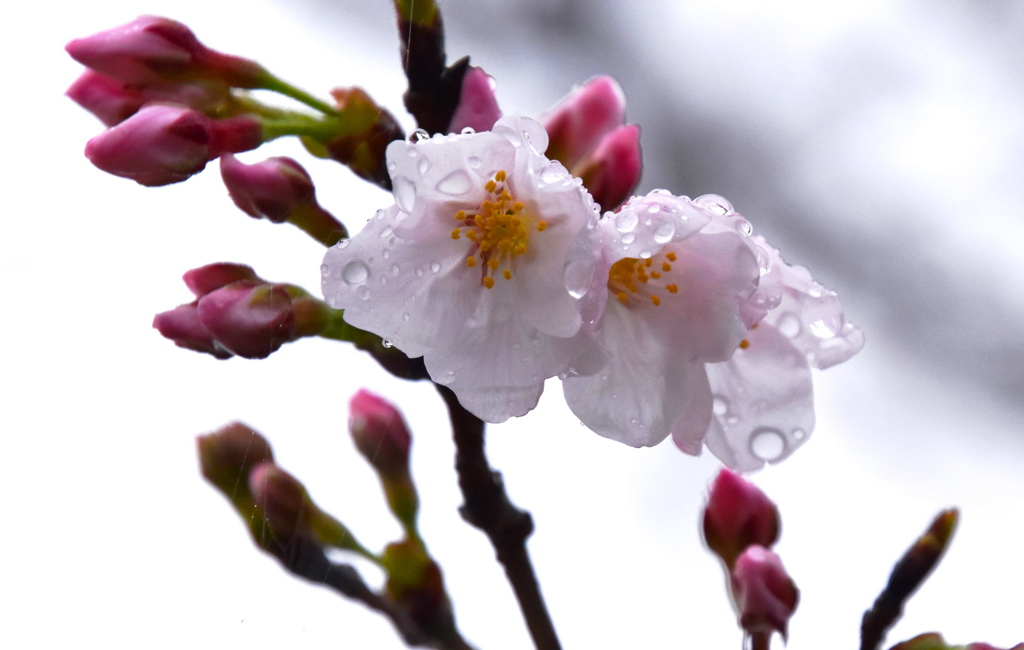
left=66, top=16, right=266, bottom=88
left=731, top=545, right=799, bottom=641
left=349, top=389, right=412, bottom=475
left=183, top=262, right=263, bottom=297
left=448, top=66, right=500, bottom=134
left=197, top=422, right=274, bottom=503
left=574, top=123, right=641, bottom=211
left=322, top=87, right=405, bottom=189
left=543, top=75, right=627, bottom=169
left=703, top=468, right=781, bottom=569
left=84, top=104, right=261, bottom=186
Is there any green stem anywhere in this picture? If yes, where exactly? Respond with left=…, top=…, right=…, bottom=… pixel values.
left=258, top=73, right=339, bottom=116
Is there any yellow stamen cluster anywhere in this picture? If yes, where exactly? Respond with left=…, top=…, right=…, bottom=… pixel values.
left=607, top=249, right=680, bottom=307
left=451, top=170, right=545, bottom=289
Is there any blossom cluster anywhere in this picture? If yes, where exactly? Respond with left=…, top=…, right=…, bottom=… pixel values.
left=322, top=81, right=863, bottom=471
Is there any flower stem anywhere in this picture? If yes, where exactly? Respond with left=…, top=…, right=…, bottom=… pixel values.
left=749, top=631, right=772, bottom=650
left=258, top=73, right=339, bottom=116
left=437, top=386, right=562, bottom=650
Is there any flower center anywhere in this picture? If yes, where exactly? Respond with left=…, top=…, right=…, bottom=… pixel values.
left=607, top=250, right=679, bottom=307
left=450, top=170, right=547, bottom=289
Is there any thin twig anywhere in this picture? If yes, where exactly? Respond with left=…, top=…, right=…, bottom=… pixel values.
left=437, top=386, right=562, bottom=650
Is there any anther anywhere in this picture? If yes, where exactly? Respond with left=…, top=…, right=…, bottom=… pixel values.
left=666, top=252, right=677, bottom=261
left=537, top=221, right=547, bottom=232
left=483, top=277, right=495, bottom=289
left=650, top=296, right=661, bottom=306
left=451, top=229, right=461, bottom=239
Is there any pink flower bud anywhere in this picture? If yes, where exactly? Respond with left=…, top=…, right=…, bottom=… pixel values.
left=152, top=302, right=231, bottom=359
left=731, top=545, right=799, bottom=640
left=703, top=468, right=781, bottom=569
left=66, top=15, right=265, bottom=87
left=349, top=389, right=412, bottom=476
left=197, top=422, right=275, bottom=499
left=194, top=282, right=295, bottom=359
left=84, top=104, right=261, bottom=186
left=220, top=154, right=316, bottom=223
left=67, top=69, right=231, bottom=127
left=574, top=123, right=641, bottom=211
left=182, top=262, right=262, bottom=297
left=448, top=66, right=501, bottom=134
left=248, top=462, right=309, bottom=541
left=543, top=75, right=627, bottom=169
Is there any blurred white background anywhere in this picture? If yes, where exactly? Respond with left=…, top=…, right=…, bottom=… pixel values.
left=3, top=0, right=1023, bottom=648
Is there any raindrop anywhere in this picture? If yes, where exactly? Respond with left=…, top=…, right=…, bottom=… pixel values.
left=435, top=370, right=456, bottom=385
left=415, top=267, right=424, bottom=277
left=460, top=126, right=476, bottom=135
left=387, top=161, right=397, bottom=172
left=436, top=170, right=472, bottom=195
left=319, top=263, right=328, bottom=274
left=621, top=232, right=636, bottom=244
left=653, top=221, right=675, bottom=244
left=793, top=428, right=806, bottom=440
left=430, top=261, right=442, bottom=274
left=357, top=286, right=370, bottom=300
left=809, top=319, right=835, bottom=338
left=393, top=176, right=416, bottom=213
left=615, top=211, right=638, bottom=232
left=467, top=156, right=482, bottom=169
left=418, top=158, right=430, bottom=175
left=712, top=396, right=729, bottom=416
left=411, top=129, right=429, bottom=142
left=334, top=239, right=350, bottom=250
left=647, top=204, right=661, bottom=214
left=379, top=226, right=393, bottom=238
left=407, top=148, right=419, bottom=157
left=402, top=312, right=411, bottom=321
left=382, top=339, right=393, bottom=348
left=736, top=220, right=753, bottom=236
left=382, top=250, right=390, bottom=260
left=639, top=249, right=653, bottom=259
left=727, top=416, right=739, bottom=426
left=342, top=261, right=369, bottom=285
left=563, top=260, right=592, bottom=299
left=379, top=276, right=388, bottom=286
left=391, top=264, right=400, bottom=276
left=777, top=313, right=801, bottom=338
left=540, top=162, right=565, bottom=184
left=694, top=194, right=734, bottom=215
left=749, top=427, right=787, bottom=462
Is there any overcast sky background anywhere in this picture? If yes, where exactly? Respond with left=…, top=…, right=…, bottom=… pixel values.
left=4, top=1, right=1023, bottom=648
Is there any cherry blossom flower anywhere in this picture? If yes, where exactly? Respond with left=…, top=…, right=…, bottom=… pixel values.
left=561, top=191, right=765, bottom=450
left=321, top=115, right=603, bottom=422
left=562, top=192, right=862, bottom=469
left=704, top=230, right=864, bottom=472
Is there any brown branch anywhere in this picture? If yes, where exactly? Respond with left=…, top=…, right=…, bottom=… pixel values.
left=437, top=386, right=562, bottom=650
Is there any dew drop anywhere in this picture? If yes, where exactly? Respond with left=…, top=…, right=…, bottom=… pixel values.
left=435, top=370, right=456, bottom=386
left=319, top=263, right=328, bottom=274
left=749, top=427, right=787, bottom=462
left=357, top=285, right=370, bottom=300
left=727, top=416, right=739, bottom=426
left=712, top=396, right=729, bottom=416
left=793, top=428, right=806, bottom=440
left=540, top=162, right=565, bottom=184
left=391, top=264, right=400, bottom=276
left=402, top=312, right=411, bottom=322
left=737, top=220, right=753, bottom=236
left=460, top=126, right=476, bottom=135
left=382, top=250, right=390, bottom=260
left=379, top=226, right=394, bottom=238
left=694, top=194, right=734, bottom=215
left=809, top=319, right=835, bottom=338
left=615, top=211, right=638, bottom=232
left=436, top=170, right=472, bottom=195
left=411, top=129, right=429, bottom=142
left=563, top=260, right=592, bottom=299
left=334, top=239, right=350, bottom=250
left=467, top=156, right=482, bottom=169
left=407, top=148, right=419, bottom=158
left=382, top=339, right=393, bottom=348
left=418, top=158, right=430, bottom=175
left=648, top=204, right=661, bottom=214
left=415, top=267, right=424, bottom=277
left=653, top=221, right=675, bottom=244
left=342, top=261, right=369, bottom=285
left=620, top=232, right=636, bottom=244
left=430, top=261, right=441, bottom=274
left=776, top=313, right=800, bottom=338
left=393, top=176, right=416, bottom=213
left=639, top=249, right=653, bottom=259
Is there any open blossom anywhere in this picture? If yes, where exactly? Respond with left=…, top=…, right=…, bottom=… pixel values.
left=322, top=115, right=602, bottom=422
left=703, top=231, right=864, bottom=471
left=562, top=192, right=862, bottom=469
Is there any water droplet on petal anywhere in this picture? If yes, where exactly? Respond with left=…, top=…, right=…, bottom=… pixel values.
left=712, top=396, right=729, bottom=416
left=387, top=161, right=397, bottom=172
left=342, top=261, right=369, bottom=285
left=563, top=260, right=592, bottom=299
left=393, top=176, right=416, bottom=213
left=648, top=204, right=661, bottom=214
left=809, top=319, right=835, bottom=338
left=639, top=249, right=653, bottom=259
left=436, top=170, right=472, bottom=195
left=430, top=261, right=441, bottom=274
left=356, top=285, right=370, bottom=300
left=653, top=221, right=675, bottom=244
left=415, top=267, right=424, bottom=277
left=793, top=428, right=806, bottom=440
left=435, top=370, right=455, bottom=385
left=694, top=194, right=734, bottom=215
left=382, top=250, right=390, bottom=260
left=402, top=312, right=411, bottom=321
left=621, top=232, right=636, bottom=244
left=334, top=239, right=350, bottom=250
left=418, top=158, right=430, bottom=175
left=615, top=211, right=638, bottom=232
left=379, top=226, right=393, bottom=238
left=411, top=129, right=429, bottom=142
left=736, top=219, right=753, bottom=236
left=391, top=264, right=400, bottom=276
left=460, top=126, right=476, bottom=135
left=777, top=313, right=801, bottom=338
left=750, top=427, right=787, bottom=462
left=319, top=263, right=328, bottom=274
left=467, top=156, right=482, bottom=169
left=382, top=339, right=393, bottom=348
left=540, top=162, right=565, bottom=184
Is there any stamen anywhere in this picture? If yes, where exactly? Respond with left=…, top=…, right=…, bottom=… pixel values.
left=666, top=252, right=677, bottom=261
left=739, top=339, right=750, bottom=349
left=606, top=248, right=682, bottom=307
left=661, top=262, right=672, bottom=272
left=502, top=269, right=512, bottom=280
left=451, top=228, right=461, bottom=239
left=536, top=220, right=547, bottom=232
left=666, top=284, right=679, bottom=294
left=466, top=256, right=477, bottom=267
left=483, top=276, right=495, bottom=289
left=651, top=296, right=661, bottom=306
